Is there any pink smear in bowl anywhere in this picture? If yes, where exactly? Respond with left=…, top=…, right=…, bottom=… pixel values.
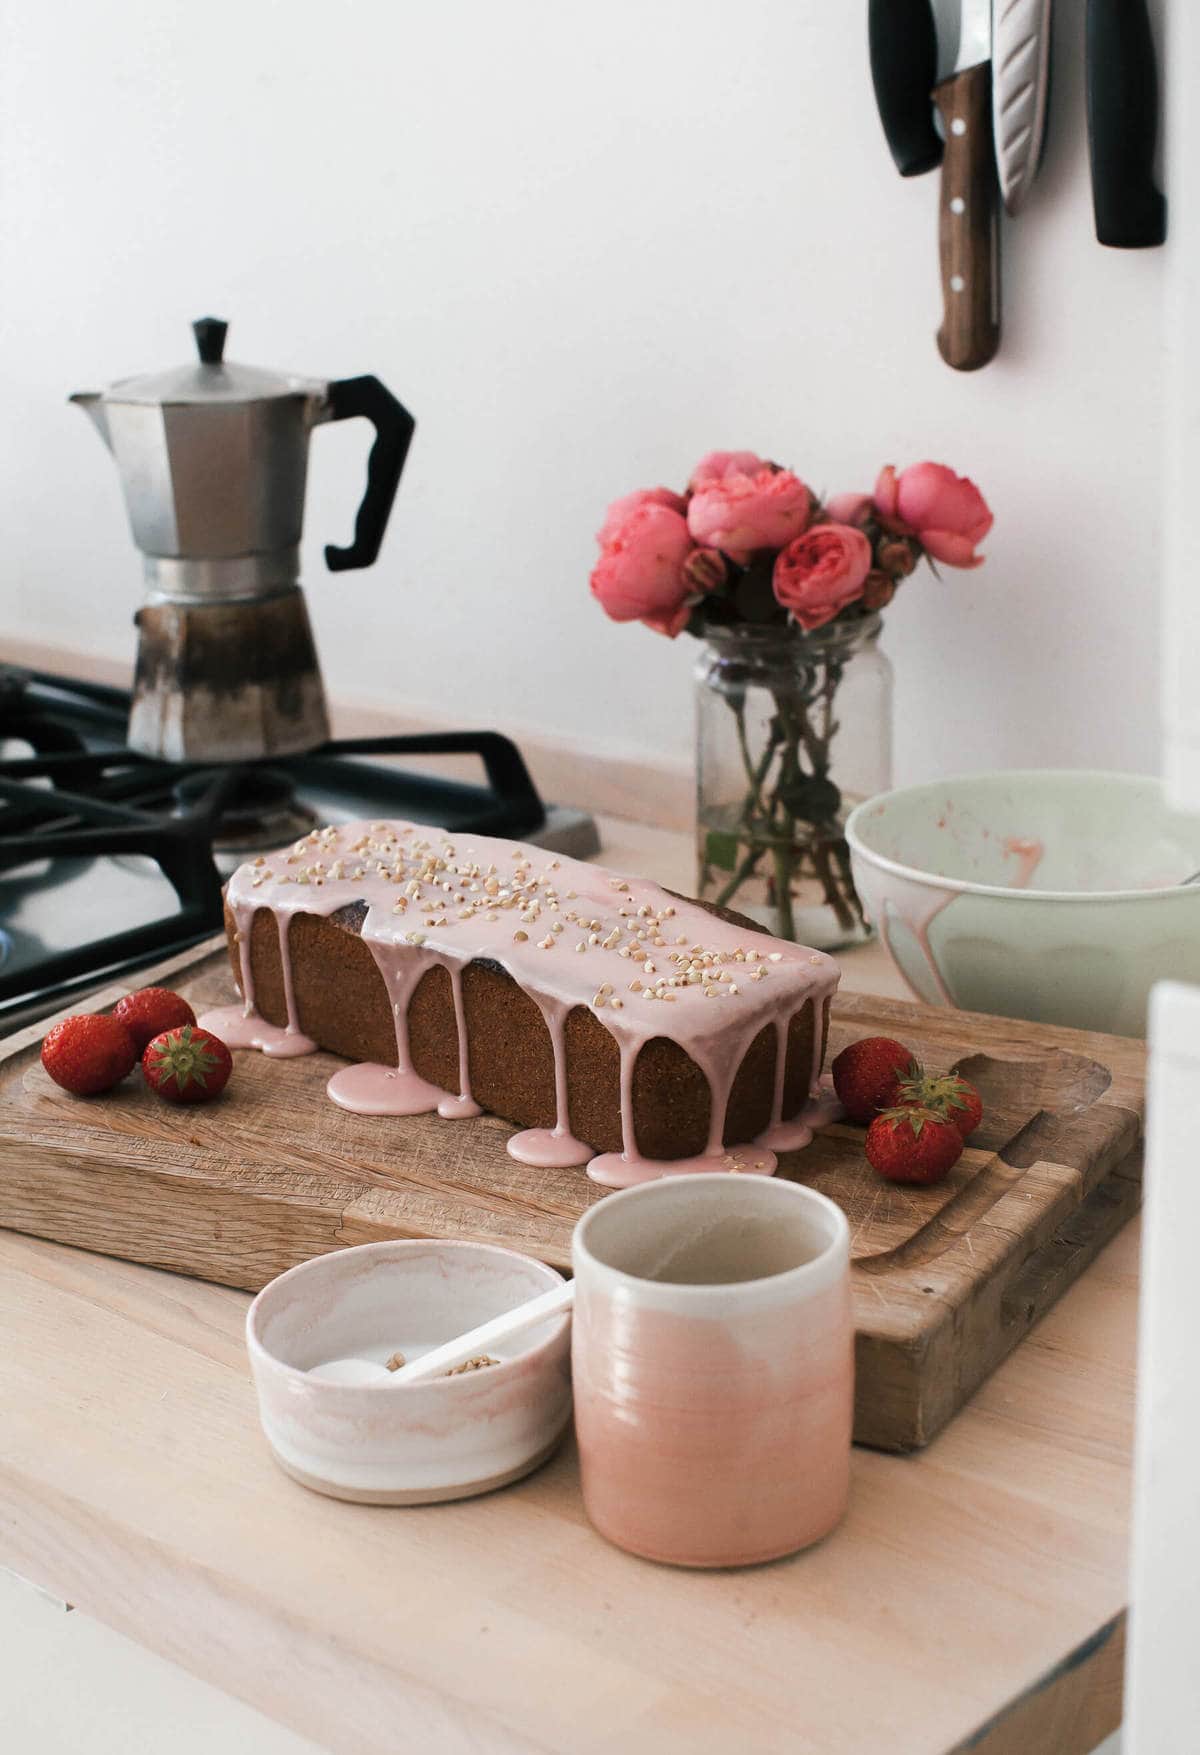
left=1001, top=837, right=1044, bottom=890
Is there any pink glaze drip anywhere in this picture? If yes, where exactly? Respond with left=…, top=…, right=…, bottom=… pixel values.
left=196, top=1003, right=317, bottom=1059
left=586, top=1009, right=788, bottom=1188
left=326, top=1060, right=442, bottom=1115
left=508, top=997, right=591, bottom=1167
left=438, top=1091, right=483, bottom=1120
left=198, top=899, right=315, bottom=1057
left=751, top=992, right=835, bottom=1154
left=439, top=961, right=481, bottom=1118
left=753, top=1011, right=813, bottom=1152
left=508, top=1126, right=593, bottom=1169
left=327, top=937, right=444, bottom=1115
left=219, top=820, right=841, bottom=1183
left=233, top=896, right=256, bottom=1014
left=275, top=910, right=316, bottom=1055
left=796, top=1075, right=845, bottom=1131
left=755, top=1115, right=814, bottom=1152
left=587, top=1143, right=779, bottom=1188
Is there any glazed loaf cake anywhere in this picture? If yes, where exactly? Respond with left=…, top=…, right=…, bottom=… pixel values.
left=216, top=819, right=839, bottom=1182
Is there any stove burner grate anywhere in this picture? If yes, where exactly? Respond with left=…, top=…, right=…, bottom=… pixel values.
left=0, top=665, right=548, bottom=1015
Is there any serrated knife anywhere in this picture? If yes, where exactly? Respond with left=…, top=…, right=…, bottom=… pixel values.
left=992, top=0, right=1053, bottom=215
left=931, top=0, right=1001, bottom=370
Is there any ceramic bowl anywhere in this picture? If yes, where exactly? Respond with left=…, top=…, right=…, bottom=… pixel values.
left=246, top=1240, right=572, bottom=1504
left=846, top=770, right=1200, bottom=1038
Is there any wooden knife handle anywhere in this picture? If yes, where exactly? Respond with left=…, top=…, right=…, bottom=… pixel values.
left=933, top=62, right=1000, bottom=372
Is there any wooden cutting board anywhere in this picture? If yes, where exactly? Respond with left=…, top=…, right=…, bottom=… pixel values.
left=0, top=936, right=1144, bottom=1451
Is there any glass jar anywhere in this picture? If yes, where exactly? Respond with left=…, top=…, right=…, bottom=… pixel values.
left=694, top=616, right=892, bottom=949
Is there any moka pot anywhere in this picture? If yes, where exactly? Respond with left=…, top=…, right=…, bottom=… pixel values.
left=72, top=317, right=414, bottom=762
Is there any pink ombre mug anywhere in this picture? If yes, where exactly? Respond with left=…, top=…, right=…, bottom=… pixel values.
left=572, top=1174, right=852, bottom=1568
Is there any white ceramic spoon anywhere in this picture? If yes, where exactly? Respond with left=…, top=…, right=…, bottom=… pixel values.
left=386, top=1280, right=575, bottom=1385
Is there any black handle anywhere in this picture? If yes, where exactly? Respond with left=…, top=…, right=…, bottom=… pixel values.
left=869, top=0, right=943, bottom=177
left=1086, top=0, right=1167, bottom=248
left=323, top=375, right=415, bottom=572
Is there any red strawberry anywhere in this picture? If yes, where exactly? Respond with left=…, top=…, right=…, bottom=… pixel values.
left=112, top=986, right=197, bottom=1054
left=865, top=1106, right=965, bottom=1186
left=897, top=1067, right=983, bottom=1139
left=142, top=1025, right=233, bottom=1104
left=831, top=1036, right=917, bottom=1124
left=41, top=1014, right=137, bottom=1096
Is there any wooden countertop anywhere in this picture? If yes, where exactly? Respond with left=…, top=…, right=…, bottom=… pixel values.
left=0, top=819, right=1135, bottom=1755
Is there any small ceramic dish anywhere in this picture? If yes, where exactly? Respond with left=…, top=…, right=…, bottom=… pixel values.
left=246, top=1240, right=572, bottom=1504
left=846, top=770, right=1200, bottom=1037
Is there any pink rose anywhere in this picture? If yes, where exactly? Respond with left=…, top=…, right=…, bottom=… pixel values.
left=688, top=450, right=769, bottom=491
left=687, top=467, right=812, bottom=561
left=597, top=486, right=688, bottom=545
left=590, top=501, right=694, bottom=628
left=641, top=601, right=693, bottom=639
left=824, top=492, right=873, bottom=529
left=873, top=462, right=993, bottom=568
left=773, top=523, right=872, bottom=631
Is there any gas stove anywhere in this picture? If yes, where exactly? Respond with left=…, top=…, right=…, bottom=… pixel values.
left=0, top=666, right=598, bottom=1030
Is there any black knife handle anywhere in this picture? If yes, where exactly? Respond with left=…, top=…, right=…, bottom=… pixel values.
left=869, top=0, right=943, bottom=177
left=1086, top=0, right=1167, bottom=248
left=934, top=63, right=1001, bottom=372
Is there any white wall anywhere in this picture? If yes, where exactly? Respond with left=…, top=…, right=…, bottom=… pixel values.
left=0, top=0, right=1167, bottom=792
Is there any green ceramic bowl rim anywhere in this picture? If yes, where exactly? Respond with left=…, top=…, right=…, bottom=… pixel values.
left=845, top=770, right=1200, bottom=905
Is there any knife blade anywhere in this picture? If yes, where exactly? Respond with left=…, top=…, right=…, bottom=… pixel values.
left=1086, top=0, right=1167, bottom=247
left=868, top=0, right=944, bottom=177
left=992, top=0, right=1053, bottom=215
left=931, top=0, right=1001, bottom=370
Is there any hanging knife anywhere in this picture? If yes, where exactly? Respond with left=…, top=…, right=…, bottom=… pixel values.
left=932, top=0, right=1000, bottom=370
left=869, top=0, right=944, bottom=177
left=1086, top=0, right=1167, bottom=247
left=992, top=0, right=1053, bottom=215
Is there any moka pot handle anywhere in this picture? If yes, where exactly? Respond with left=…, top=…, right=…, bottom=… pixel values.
left=323, top=376, right=415, bottom=572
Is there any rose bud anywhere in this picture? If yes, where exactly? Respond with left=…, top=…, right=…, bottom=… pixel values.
left=862, top=569, right=897, bottom=611
left=682, top=546, right=729, bottom=594
left=877, top=536, right=919, bottom=578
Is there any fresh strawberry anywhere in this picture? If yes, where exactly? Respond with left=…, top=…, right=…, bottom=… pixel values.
left=865, top=1106, right=965, bottom=1186
left=897, top=1066, right=983, bottom=1139
left=142, top=1025, right=233, bottom=1104
left=41, top=1014, right=137, bottom=1096
left=831, top=1036, right=917, bottom=1124
left=112, top=986, right=197, bottom=1054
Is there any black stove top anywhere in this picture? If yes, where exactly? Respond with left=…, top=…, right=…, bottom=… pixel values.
left=0, top=666, right=596, bottom=1029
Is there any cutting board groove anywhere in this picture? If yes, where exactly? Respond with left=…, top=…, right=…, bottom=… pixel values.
left=0, top=939, right=1145, bottom=1451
